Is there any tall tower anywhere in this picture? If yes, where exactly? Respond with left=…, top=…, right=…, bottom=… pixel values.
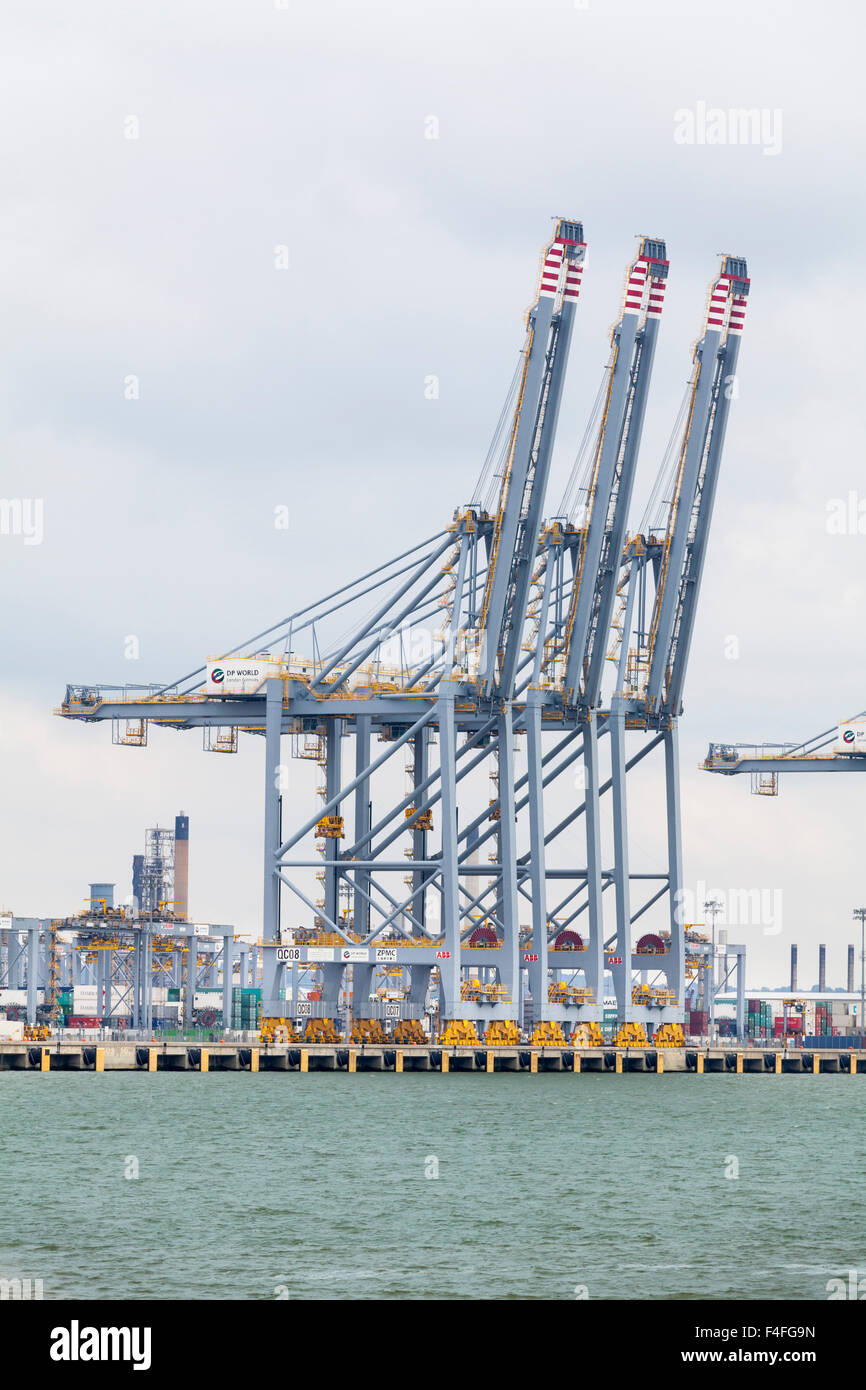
left=818, top=944, right=827, bottom=993
left=89, top=882, right=115, bottom=911
left=141, top=827, right=174, bottom=917
left=175, top=813, right=189, bottom=920
left=132, top=855, right=144, bottom=915
left=790, top=944, right=798, bottom=992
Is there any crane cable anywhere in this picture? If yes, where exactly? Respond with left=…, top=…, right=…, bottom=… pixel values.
left=470, top=354, right=524, bottom=515
left=557, top=369, right=609, bottom=521
left=638, top=380, right=693, bottom=536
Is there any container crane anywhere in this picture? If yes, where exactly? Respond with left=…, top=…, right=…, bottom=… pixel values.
left=56, top=223, right=748, bottom=1044
left=520, top=240, right=669, bottom=1021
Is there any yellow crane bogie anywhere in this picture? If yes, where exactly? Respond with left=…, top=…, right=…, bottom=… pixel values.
left=393, top=1019, right=426, bottom=1045
left=530, top=1021, right=566, bottom=1047
left=438, top=1020, right=479, bottom=1046
left=654, top=1023, right=684, bottom=1048
left=351, top=1019, right=387, bottom=1045
left=261, top=1017, right=300, bottom=1044
left=485, top=1020, right=520, bottom=1046
left=303, top=1018, right=343, bottom=1044
left=614, top=1022, right=648, bottom=1048
left=571, top=1022, right=604, bottom=1048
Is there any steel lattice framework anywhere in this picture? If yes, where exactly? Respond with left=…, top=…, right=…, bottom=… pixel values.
left=58, top=218, right=750, bottom=1041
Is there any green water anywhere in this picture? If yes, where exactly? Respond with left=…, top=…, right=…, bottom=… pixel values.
left=2, top=1072, right=863, bottom=1300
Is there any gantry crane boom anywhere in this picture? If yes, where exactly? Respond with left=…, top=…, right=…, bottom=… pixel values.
left=582, top=241, right=669, bottom=708
left=644, top=256, right=749, bottom=715
left=561, top=240, right=669, bottom=705
left=496, top=234, right=586, bottom=697
left=478, top=219, right=584, bottom=697
left=703, top=712, right=866, bottom=782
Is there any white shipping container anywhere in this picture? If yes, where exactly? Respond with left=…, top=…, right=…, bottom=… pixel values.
left=193, top=991, right=223, bottom=1011
left=110, top=988, right=133, bottom=1015
left=74, top=986, right=99, bottom=1013
left=0, top=990, right=27, bottom=1007
left=72, top=986, right=132, bottom=1017
left=0, top=1020, right=24, bottom=1041
left=835, top=721, right=866, bottom=755
left=205, top=655, right=282, bottom=695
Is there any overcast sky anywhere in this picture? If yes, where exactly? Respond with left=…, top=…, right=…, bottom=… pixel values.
left=1, top=0, right=864, bottom=987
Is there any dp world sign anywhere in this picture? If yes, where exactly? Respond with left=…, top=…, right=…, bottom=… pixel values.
left=205, top=658, right=281, bottom=694
left=836, top=722, right=866, bottom=756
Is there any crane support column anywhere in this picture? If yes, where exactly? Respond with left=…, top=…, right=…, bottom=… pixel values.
left=610, top=710, right=632, bottom=1023
left=222, top=932, right=233, bottom=1030
left=411, top=728, right=430, bottom=935
left=262, top=678, right=283, bottom=1018
left=582, top=711, right=605, bottom=1015
left=525, top=692, right=548, bottom=1016
left=437, top=683, right=462, bottom=1017
left=352, top=715, right=372, bottom=939
left=26, top=922, right=39, bottom=1025
left=184, top=931, right=196, bottom=1029
left=497, top=703, right=521, bottom=1014
left=663, top=723, right=685, bottom=1012
left=323, top=718, right=343, bottom=928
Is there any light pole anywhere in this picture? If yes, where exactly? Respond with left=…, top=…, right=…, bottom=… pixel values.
left=854, top=909, right=866, bottom=1043
left=704, top=897, right=723, bottom=1042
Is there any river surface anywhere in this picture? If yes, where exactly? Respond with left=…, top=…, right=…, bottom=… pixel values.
left=2, top=1071, right=863, bottom=1300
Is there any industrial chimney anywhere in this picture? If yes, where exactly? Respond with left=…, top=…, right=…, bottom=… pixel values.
left=848, top=945, right=855, bottom=994
left=790, top=944, right=798, bottom=992
left=818, top=943, right=827, bottom=993
left=174, top=813, right=189, bottom=920
left=132, top=855, right=144, bottom=916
